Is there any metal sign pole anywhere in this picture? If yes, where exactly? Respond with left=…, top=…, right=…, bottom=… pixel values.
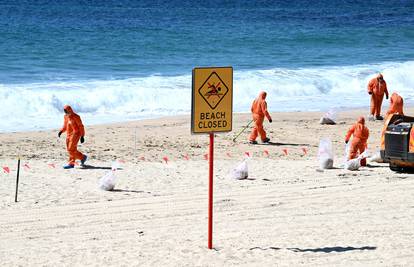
left=208, top=133, right=214, bottom=249
left=15, top=158, right=20, bottom=202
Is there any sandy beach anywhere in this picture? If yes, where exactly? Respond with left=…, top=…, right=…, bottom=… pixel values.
left=2, top=1, right=414, bottom=265
left=1, top=108, right=414, bottom=266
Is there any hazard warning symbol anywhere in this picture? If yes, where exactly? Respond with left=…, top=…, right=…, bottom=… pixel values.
left=192, top=67, right=233, bottom=134
left=198, top=72, right=229, bottom=110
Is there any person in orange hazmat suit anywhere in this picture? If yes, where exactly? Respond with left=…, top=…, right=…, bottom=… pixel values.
left=345, top=116, right=369, bottom=166
left=367, top=73, right=389, bottom=120
left=58, top=105, right=87, bottom=169
left=380, top=93, right=404, bottom=150
left=249, top=91, right=272, bottom=144
left=386, top=92, right=404, bottom=117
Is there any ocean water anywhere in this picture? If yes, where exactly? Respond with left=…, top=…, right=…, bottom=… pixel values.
left=1, top=0, right=414, bottom=132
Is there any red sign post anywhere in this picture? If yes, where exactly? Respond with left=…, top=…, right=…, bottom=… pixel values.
left=208, top=133, right=214, bottom=249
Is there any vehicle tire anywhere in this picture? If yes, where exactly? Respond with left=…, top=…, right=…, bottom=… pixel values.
left=389, top=162, right=403, bottom=172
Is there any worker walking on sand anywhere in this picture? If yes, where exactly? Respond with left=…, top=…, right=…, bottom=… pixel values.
left=249, top=91, right=272, bottom=144
left=345, top=116, right=369, bottom=166
left=367, top=73, right=389, bottom=120
left=58, top=105, right=87, bottom=169
left=386, top=92, right=404, bottom=117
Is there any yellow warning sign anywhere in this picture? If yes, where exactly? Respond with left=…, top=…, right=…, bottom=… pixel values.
left=192, top=67, right=233, bottom=134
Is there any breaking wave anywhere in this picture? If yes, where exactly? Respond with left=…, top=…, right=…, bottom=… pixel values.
left=1, top=61, right=414, bottom=132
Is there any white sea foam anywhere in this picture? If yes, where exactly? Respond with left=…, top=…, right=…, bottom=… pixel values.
left=1, top=61, right=414, bottom=132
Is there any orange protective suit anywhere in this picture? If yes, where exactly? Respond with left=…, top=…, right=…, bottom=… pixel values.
left=345, top=117, right=369, bottom=166
left=60, top=105, right=85, bottom=165
left=380, top=114, right=394, bottom=150
left=249, top=91, right=272, bottom=142
left=367, top=74, right=389, bottom=117
left=386, top=92, right=404, bottom=117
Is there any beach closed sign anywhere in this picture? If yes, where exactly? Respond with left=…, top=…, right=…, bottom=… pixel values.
left=192, top=67, right=233, bottom=134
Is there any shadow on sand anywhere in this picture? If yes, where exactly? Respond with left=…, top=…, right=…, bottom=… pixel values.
left=366, top=164, right=388, bottom=169
left=248, top=246, right=376, bottom=253
left=251, top=141, right=310, bottom=147
left=287, top=246, right=377, bottom=253
left=80, top=164, right=123, bottom=170
left=250, top=246, right=281, bottom=251
left=110, top=189, right=146, bottom=194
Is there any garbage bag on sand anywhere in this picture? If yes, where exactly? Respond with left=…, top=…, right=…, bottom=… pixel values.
left=369, top=151, right=384, bottom=163
left=343, top=142, right=350, bottom=164
left=319, top=110, right=337, bottom=125
left=99, top=170, right=116, bottom=191
left=99, top=162, right=119, bottom=191
left=318, top=138, right=334, bottom=169
left=368, top=115, right=375, bottom=121
left=231, top=160, right=248, bottom=180
left=344, top=158, right=360, bottom=171
left=344, top=151, right=369, bottom=171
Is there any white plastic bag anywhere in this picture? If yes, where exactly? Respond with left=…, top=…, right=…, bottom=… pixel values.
left=318, top=138, right=334, bottom=169
left=319, top=109, right=337, bottom=125
left=344, top=151, right=369, bottom=171
left=344, top=158, right=360, bottom=171
left=344, top=142, right=351, bottom=164
left=99, top=169, right=116, bottom=191
left=231, top=160, right=248, bottom=180
left=369, top=151, right=384, bottom=163
left=368, top=115, right=375, bottom=121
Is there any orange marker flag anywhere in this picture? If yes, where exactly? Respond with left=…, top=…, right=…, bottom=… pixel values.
left=2, top=166, right=10, bottom=174
left=302, top=147, right=308, bottom=155
left=183, top=154, right=190, bottom=161
left=139, top=156, right=145, bottom=161
left=162, top=156, right=169, bottom=164
left=282, top=148, right=288, bottom=156
left=244, top=152, right=251, bottom=158
left=263, top=149, right=269, bottom=157
left=48, top=163, right=56, bottom=168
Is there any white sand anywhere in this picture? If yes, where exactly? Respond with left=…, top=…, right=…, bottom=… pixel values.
left=1, top=109, right=414, bottom=266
